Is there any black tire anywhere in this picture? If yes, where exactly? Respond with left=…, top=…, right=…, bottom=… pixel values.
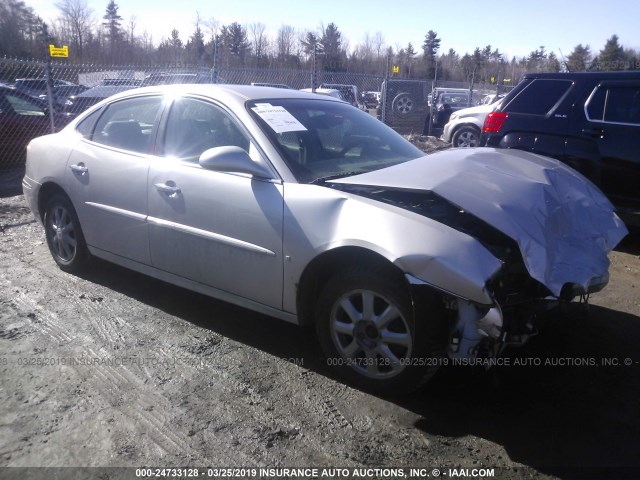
left=315, top=266, right=448, bottom=395
left=391, top=93, right=414, bottom=115
left=451, top=126, right=480, bottom=148
left=43, top=194, right=89, bottom=272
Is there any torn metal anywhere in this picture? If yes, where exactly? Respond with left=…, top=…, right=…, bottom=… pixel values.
left=332, top=147, right=628, bottom=299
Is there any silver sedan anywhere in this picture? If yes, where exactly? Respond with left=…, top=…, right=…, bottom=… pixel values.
left=22, top=85, right=628, bottom=394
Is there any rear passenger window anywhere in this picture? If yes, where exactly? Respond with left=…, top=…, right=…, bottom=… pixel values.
left=504, top=79, right=573, bottom=115
left=586, top=85, right=640, bottom=126
left=585, top=87, right=606, bottom=121
left=92, top=96, right=162, bottom=153
left=76, top=109, right=102, bottom=138
left=604, top=87, right=640, bottom=125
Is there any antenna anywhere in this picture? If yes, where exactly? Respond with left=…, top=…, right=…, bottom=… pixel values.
left=558, top=48, right=570, bottom=73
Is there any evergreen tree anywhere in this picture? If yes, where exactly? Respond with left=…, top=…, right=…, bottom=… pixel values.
left=599, top=34, right=625, bottom=70
left=320, top=23, right=344, bottom=72
left=221, top=22, right=250, bottom=65
left=102, top=0, right=123, bottom=61
left=186, top=16, right=205, bottom=64
left=566, top=44, right=591, bottom=72
left=421, top=30, right=440, bottom=78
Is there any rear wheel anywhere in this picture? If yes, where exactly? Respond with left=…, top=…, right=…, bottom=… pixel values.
left=43, top=194, right=89, bottom=272
left=452, top=126, right=480, bottom=148
left=316, top=266, right=448, bottom=395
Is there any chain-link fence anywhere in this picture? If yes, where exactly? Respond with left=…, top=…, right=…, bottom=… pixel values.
left=1, top=56, right=509, bottom=181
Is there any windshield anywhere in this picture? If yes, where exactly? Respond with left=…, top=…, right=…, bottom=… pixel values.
left=248, top=99, right=423, bottom=183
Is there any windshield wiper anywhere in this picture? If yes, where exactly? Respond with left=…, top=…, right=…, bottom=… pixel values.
left=310, top=171, right=364, bottom=185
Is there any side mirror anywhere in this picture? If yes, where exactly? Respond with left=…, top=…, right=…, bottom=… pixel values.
left=199, top=146, right=272, bottom=179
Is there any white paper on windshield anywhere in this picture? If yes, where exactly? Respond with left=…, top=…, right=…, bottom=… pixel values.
left=252, top=104, right=307, bottom=133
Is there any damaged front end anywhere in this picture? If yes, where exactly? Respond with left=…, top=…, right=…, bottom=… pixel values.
left=329, top=174, right=624, bottom=363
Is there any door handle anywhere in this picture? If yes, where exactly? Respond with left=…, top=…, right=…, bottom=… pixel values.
left=69, top=163, right=88, bottom=174
left=154, top=182, right=181, bottom=197
left=581, top=127, right=605, bottom=139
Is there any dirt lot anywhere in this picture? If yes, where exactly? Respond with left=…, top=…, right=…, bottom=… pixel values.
left=1, top=164, right=640, bottom=479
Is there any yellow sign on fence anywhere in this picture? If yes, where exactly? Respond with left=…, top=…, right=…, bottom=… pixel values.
left=392, top=65, right=400, bottom=73
left=49, top=45, right=69, bottom=58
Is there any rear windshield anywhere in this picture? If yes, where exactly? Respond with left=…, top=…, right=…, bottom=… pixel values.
left=504, top=79, right=573, bottom=115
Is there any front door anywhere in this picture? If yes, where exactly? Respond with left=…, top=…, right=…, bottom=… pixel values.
left=147, top=96, right=284, bottom=309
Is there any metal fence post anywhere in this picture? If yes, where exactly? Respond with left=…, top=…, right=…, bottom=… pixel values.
left=426, top=60, right=439, bottom=137
left=212, top=35, right=219, bottom=84
left=42, top=23, right=56, bottom=133
left=381, top=53, right=390, bottom=124
left=311, top=45, right=318, bottom=93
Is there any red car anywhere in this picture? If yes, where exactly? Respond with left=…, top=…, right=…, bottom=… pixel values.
left=0, top=85, right=71, bottom=168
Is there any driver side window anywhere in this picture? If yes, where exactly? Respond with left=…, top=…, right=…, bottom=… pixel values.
left=163, top=97, right=249, bottom=162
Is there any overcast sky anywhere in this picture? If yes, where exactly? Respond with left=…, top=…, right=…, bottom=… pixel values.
left=28, top=0, right=640, bottom=59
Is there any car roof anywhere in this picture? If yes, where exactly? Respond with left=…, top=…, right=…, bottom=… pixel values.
left=100, top=84, right=346, bottom=109
left=522, top=71, right=640, bottom=80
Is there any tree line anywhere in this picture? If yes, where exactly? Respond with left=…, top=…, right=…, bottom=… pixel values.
left=1, top=0, right=638, bottom=85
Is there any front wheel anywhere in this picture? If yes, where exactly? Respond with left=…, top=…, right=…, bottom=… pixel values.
left=452, top=126, right=480, bottom=148
left=43, top=194, right=89, bottom=272
left=316, top=266, right=447, bottom=395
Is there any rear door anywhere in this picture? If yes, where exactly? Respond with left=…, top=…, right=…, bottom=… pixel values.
left=578, top=80, right=640, bottom=208
left=65, top=94, right=164, bottom=264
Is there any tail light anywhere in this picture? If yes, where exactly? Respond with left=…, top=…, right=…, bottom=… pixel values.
left=483, top=112, right=508, bottom=133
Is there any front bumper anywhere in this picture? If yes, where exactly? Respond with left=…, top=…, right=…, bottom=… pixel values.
left=22, top=175, right=42, bottom=225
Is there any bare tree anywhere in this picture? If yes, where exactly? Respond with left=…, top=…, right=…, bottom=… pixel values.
left=55, top=0, right=93, bottom=59
left=248, top=22, right=268, bottom=61
left=275, top=24, right=297, bottom=62
left=373, top=32, right=385, bottom=59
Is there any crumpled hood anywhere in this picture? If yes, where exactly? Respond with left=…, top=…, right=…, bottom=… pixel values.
left=332, top=147, right=628, bottom=297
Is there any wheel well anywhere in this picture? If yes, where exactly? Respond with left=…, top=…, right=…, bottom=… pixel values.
left=37, top=182, right=68, bottom=221
left=296, top=247, right=407, bottom=326
left=453, top=123, right=481, bottom=136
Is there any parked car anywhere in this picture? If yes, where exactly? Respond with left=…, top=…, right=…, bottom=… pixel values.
left=251, top=82, right=291, bottom=89
left=319, top=83, right=358, bottom=107
left=141, top=72, right=213, bottom=87
left=428, top=87, right=476, bottom=106
left=101, top=78, right=143, bottom=87
left=377, top=79, right=430, bottom=134
left=361, top=91, right=380, bottom=109
left=38, top=84, right=89, bottom=110
left=480, top=93, right=501, bottom=105
left=481, top=71, right=640, bottom=226
left=13, top=78, right=79, bottom=98
left=442, top=96, right=504, bottom=147
left=430, top=91, right=477, bottom=134
left=23, top=85, right=627, bottom=394
left=299, top=88, right=344, bottom=100
left=63, top=84, right=137, bottom=115
left=0, top=85, right=71, bottom=167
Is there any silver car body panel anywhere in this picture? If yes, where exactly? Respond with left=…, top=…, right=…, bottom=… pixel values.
left=23, top=85, right=627, bottom=329
left=282, top=183, right=503, bottom=310
left=147, top=157, right=284, bottom=309
left=332, top=148, right=628, bottom=297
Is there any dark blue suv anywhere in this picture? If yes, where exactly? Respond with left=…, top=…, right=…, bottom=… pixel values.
left=481, top=72, right=640, bottom=226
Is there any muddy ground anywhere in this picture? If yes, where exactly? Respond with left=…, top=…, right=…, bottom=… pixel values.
left=1, top=161, right=640, bottom=480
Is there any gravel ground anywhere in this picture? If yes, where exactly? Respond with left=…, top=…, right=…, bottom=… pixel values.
left=1, top=163, right=640, bottom=480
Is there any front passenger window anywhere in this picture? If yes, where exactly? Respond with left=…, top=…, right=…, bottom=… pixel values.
left=163, top=97, right=250, bottom=162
